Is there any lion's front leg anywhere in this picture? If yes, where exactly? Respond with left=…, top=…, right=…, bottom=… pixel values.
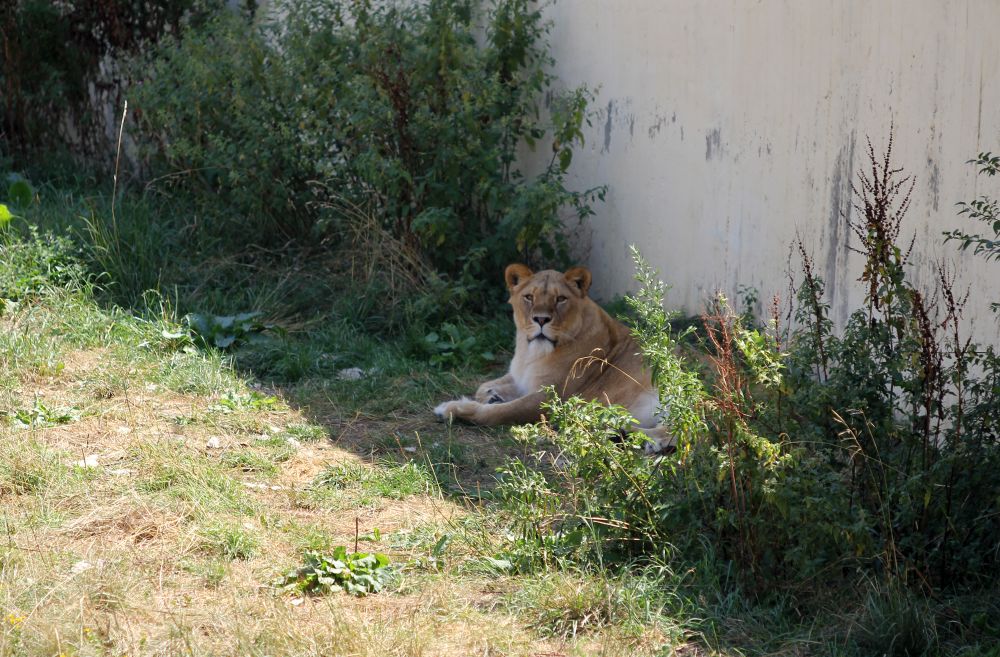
left=474, top=373, right=520, bottom=404
left=435, top=391, right=547, bottom=426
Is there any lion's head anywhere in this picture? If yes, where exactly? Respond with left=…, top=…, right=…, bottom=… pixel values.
left=504, top=264, right=594, bottom=349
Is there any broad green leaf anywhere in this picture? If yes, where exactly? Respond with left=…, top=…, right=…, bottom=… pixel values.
left=0, top=204, right=14, bottom=228
left=7, top=179, right=33, bottom=208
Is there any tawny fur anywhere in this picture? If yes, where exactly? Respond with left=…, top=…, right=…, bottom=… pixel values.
left=434, top=264, right=672, bottom=449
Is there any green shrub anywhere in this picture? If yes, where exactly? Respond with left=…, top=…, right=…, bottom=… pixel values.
left=132, top=0, right=603, bottom=293
left=493, top=134, right=1000, bottom=600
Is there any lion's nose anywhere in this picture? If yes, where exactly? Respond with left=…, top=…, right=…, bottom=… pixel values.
left=533, top=314, right=551, bottom=327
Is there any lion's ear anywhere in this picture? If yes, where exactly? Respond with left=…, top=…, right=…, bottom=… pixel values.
left=505, top=264, right=534, bottom=290
left=564, top=267, right=592, bottom=296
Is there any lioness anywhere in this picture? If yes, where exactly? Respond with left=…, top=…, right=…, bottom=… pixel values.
left=434, top=264, right=671, bottom=449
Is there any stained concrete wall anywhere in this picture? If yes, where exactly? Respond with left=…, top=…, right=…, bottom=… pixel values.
left=531, top=0, right=1000, bottom=344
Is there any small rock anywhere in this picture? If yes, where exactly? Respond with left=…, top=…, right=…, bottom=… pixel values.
left=70, top=560, right=93, bottom=575
left=75, top=455, right=100, bottom=468
left=286, top=437, right=302, bottom=449
left=205, top=437, right=222, bottom=449
left=337, top=367, right=365, bottom=381
left=403, top=446, right=417, bottom=453
left=243, top=481, right=285, bottom=491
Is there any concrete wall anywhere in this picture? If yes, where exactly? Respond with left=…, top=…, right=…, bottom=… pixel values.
left=532, top=0, right=1000, bottom=344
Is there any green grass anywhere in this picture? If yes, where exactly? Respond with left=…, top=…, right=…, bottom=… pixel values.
left=199, top=521, right=261, bottom=560
left=307, top=459, right=437, bottom=510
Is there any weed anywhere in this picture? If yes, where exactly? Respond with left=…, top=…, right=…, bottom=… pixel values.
left=420, top=321, right=496, bottom=368
left=219, top=451, right=281, bottom=476
left=187, top=311, right=277, bottom=350
left=200, top=522, right=260, bottom=560
left=132, top=0, right=604, bottom=297
left=2, top=399, right=80, bottom=429
left=207, top=390, right=283, bottom=414
left=277, top=547, right=392, bottom=596
left=180, top=558, right=229, bottom=588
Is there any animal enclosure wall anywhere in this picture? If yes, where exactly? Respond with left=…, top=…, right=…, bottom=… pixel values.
left=529, top=0, right=1000, bottom=344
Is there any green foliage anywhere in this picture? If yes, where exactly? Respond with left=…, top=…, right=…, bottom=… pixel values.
left=278, top=547, right=392, bottom=596
left=420, top=322, right=496, bottom=367
left=947, top=151, right=1000, bottom=313
left=495, top=397, right=669, bottom=571
left=0, top=203, right=13, bottom=230
left=494, top=137, right=1000, bottom=602
left=625, top=247, right=706, bottom=441
left=313, top=460, right=434, bottom=501
left=132, top=0, right=603, bottom=292
left=6, top=174, right=33, bottom=209
left=0, top=227, right=87, bottom=300
left=2, top=400, right=80, bottom=429
left=779, top=139, right=1000, bottom=589
left=200, top=522, right=260, bottom=560
left=207, top=390, right=282, bottom=414
left=186, top=311, right=275, bottom=350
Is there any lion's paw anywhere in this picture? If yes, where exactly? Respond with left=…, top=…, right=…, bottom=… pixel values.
left=474, top=386, right=505, bottom=404
left=434, top=397, right=481, bottom=423
left=642, top=436, right=677, bottom=456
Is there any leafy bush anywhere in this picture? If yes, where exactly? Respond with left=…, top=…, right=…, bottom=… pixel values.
left=782, top=136, right=1000, bottom=589
left=494, top=133, right=1000, bottom=600
left=132, top=0, right=603, bottom=291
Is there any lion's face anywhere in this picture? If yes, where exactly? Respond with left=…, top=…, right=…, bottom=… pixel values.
left=504, top=264, right=593, bottom=349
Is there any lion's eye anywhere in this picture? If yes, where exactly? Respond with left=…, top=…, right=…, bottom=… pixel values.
left=556, top=295, right=567, bottom=304
left=524, top=294, right=533, bottom=303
